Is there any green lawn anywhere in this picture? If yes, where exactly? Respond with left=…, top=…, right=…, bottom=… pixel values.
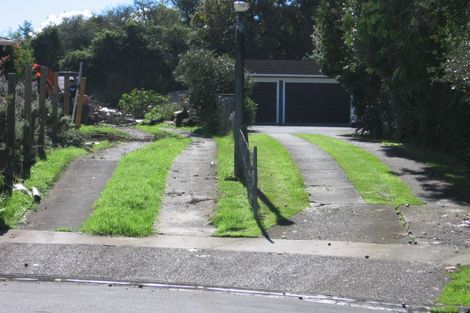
left=432, top=266, right=470, bottom=313
left=297, top=134, right=421, bottom=205
left=0, top=147, right=87, bottom=228
left=213, top=134, right=309, bottom=237
left=79, top=125, right=131, bottom=140
left=81, top=136, right=190, bottom=236
left=383, top=142, right=470, bottom=200
left=136, top=123, right=200, bottom=136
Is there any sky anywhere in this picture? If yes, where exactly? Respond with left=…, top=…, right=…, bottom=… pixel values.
left=0, top=0, right=134, bottom=36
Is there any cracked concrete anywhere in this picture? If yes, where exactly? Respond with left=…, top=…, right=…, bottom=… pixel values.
left=156, top=137, right=217, bottom=236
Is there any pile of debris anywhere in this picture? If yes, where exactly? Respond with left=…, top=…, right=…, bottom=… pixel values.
left=88, top=103, right=136, bottom=126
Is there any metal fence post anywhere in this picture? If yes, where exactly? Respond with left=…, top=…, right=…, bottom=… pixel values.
left=253, top=146, right=258, bottom=212
left=63, top=73, right=70, bottom=116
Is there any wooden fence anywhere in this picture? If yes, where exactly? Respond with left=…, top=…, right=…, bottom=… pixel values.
left=0, top=65, right=87, bottom=192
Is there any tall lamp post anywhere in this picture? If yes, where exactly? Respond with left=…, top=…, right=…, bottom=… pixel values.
left=233, top=0, right=249, bottom=178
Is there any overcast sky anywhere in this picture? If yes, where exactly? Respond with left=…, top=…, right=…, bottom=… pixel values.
left=1, top=0, right=134, bottom=36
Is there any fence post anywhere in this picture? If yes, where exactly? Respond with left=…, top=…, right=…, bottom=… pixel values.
left=23, top=66, right=33, bottom=178
left=5, top=73, right=16, bottom=192
left=51, top=72, right=59, bottom=142
left=63, top=73, right=70, bottom=116
left=74, top=77, right=87, bottom=127
left=37, top=66, right=47, bottom=159
left=253, top=146, right=258, bottom=212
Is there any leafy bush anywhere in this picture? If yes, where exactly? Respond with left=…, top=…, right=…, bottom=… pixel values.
left=118, top=89, right=170, bottom=119
left=144, top=100, right=179, bottom=123
left=174, top=48, right=256, bottom=131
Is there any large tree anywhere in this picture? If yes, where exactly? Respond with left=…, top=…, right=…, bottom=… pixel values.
left=314, top=0, right=470, bottom=161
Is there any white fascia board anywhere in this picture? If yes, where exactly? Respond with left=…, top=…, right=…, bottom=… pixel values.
left=249, top=75, right=340, bottom=84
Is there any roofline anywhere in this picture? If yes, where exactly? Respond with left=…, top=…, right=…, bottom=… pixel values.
left=247, top=73, right=328, bottom=78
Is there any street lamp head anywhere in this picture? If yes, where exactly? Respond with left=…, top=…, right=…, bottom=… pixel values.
left=234, top=1, right=250, bottom=12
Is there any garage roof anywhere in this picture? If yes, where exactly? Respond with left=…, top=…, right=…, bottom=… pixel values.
left=0, top=37, right=15, bottom=46
left=245, top=59, right=323, bottom=76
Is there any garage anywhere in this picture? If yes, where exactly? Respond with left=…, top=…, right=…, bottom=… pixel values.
left=245, top=60, right=351, bottom=125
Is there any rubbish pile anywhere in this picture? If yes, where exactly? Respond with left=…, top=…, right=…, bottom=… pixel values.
left=88, top=103, right=136, bottom=126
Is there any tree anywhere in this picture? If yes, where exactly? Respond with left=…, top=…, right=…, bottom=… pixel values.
left=313, top=0, right=470, bottom=162
left=31, top=26, right=62, bottom=70
left=174, top=49, right=235, bottom=130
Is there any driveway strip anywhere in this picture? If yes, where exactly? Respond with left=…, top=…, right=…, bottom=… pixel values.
left=267, top=133, right=363, bottom=205
left=21, top=129, right=153, bottom=231
left=156, top=136, right=217, bottom=236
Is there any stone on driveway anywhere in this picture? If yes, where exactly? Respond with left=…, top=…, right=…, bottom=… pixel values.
left=402, top=204, right=470, bottom=248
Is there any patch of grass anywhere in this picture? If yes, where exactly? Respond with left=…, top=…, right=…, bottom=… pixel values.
left=297, top=134, right=421, bottom=205
left=79, top=125, right=131, bottom=140
left=382, top=142, right=470, bottom=200
left=88, top=140, right=114, bottom=152
left=213, top=134, right=309, bottom=237
left=135, top=124, right=183, bottom=139
left=434, top=266, right=470, bottom=312
left=81, top=137, right=190, bottom=236
left=431, top=307, right=459, bottom=313
left=54, top=227, right=75, bottom=232
left=135, top=123, right=164, bottom=133
left=0, top=147, right=87, bottom=228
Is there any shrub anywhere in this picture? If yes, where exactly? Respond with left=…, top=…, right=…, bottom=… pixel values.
left=144, top=101, right=179, bottom=123
left=118, top=89, right=170, bottom=119
left=174, top=49, right=256, bottom=132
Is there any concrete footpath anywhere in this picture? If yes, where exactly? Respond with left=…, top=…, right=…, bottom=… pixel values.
left=2, top=229, right=467, bottom=306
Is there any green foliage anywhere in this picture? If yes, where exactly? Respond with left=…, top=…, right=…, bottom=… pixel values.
left=12, top=43, right=34, bottom=76
left=193, top=0, right=317, bottom=59
left=144, top=101, right=179, bottom=123
left=175, top=49, right=235, bottom=131
left=314, top=0, right=470, bottom=163
left=118, top=89, right=171, bottom=119
left=31, top=26, right=62, bottom=70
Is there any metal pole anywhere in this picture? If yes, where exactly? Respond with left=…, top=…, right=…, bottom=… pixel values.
left=71, top=62, right=83, bottom=123
left=234, top=12, right=245, bottom=178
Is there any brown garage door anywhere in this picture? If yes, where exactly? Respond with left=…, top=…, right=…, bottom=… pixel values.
left=253, top=82, right=277, bottom=124
left=285, top=83, right=350, bottom=124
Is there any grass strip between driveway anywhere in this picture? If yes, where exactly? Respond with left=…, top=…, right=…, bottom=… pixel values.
left=432, top=265, right=470, bottom=313
left=0, top=147, right=88, bottom=229
left=81, top=136, right=190, bottom=237
left=79, top=125, right=131, bottom=140
left=213, top=133, right=309, bottom=237
left=297, top=134, right=421, bottom=205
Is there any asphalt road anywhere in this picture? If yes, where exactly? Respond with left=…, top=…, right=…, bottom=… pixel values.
left=0, top=280, right=407, bottom=313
